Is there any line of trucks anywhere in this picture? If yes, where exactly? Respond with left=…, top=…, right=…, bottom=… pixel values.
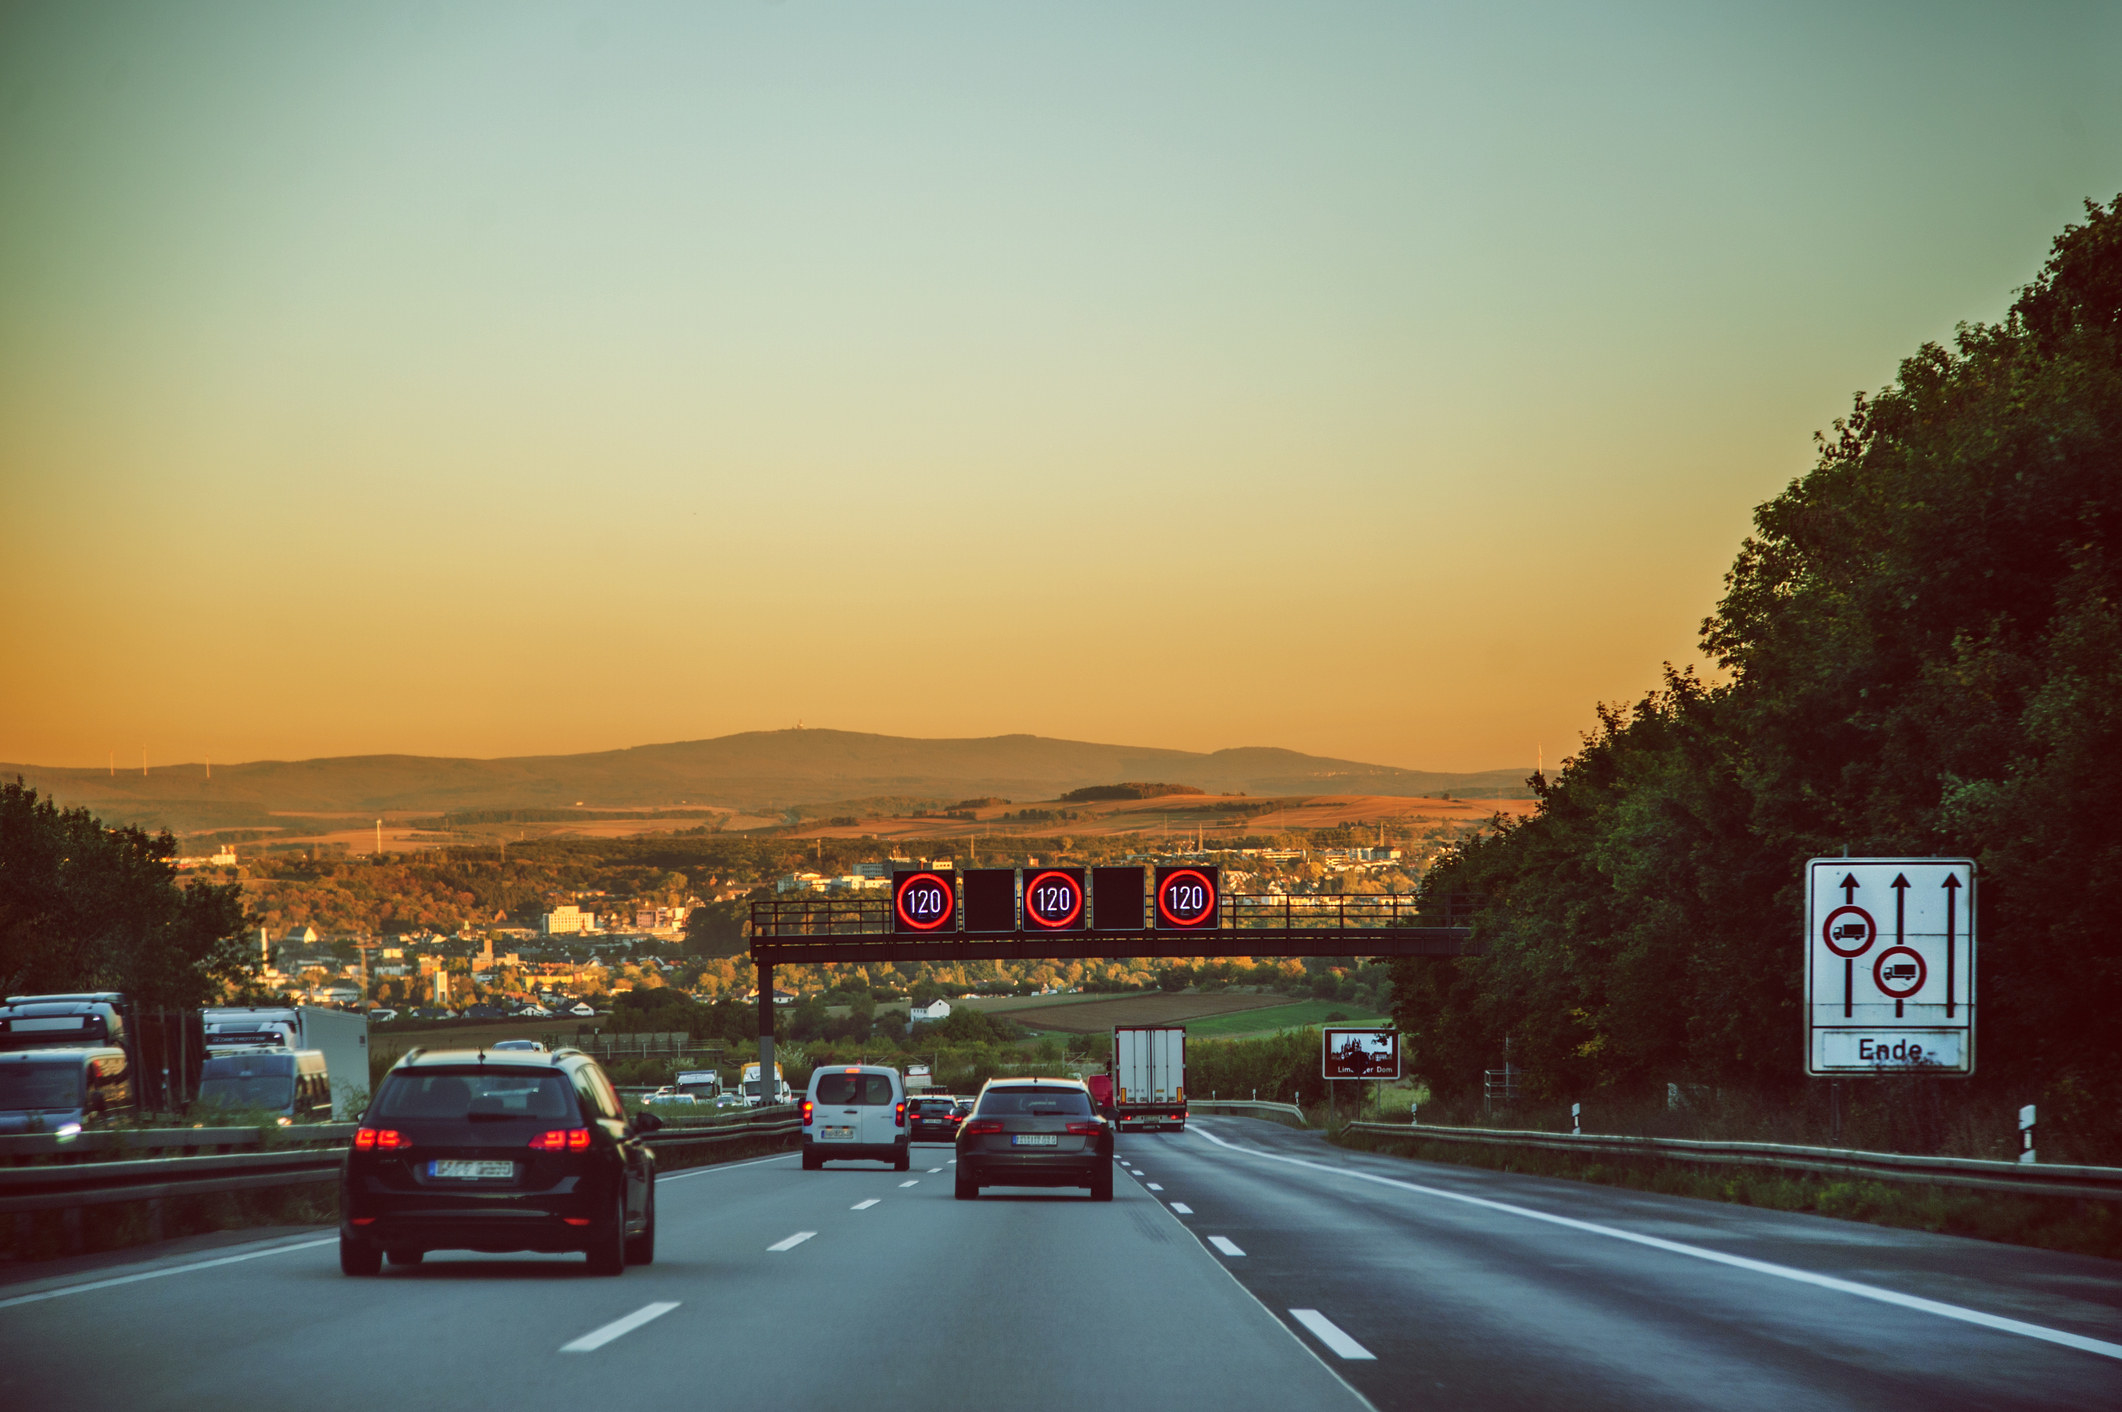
left=0, top=991, right=370, bottom=1134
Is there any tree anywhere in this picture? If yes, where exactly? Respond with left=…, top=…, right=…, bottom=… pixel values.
left=1393, top=197, right=2122, bottom=1154
left=0, top=780, right=251, bottom=1007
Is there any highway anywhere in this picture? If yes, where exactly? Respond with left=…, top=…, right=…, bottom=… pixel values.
left=2, top=1117, right=2118, bottom=1410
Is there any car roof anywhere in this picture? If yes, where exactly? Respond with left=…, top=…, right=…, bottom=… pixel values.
left=982, top=1076, right=1089, bottom=1089
left=394, top=1048, right=577, bottom=1069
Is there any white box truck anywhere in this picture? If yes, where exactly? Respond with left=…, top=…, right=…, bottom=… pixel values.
left=1111, top=1026, right=1186, bottom=1131
left=201, top=1006, right=371, bottom=1117
left=739, top=1061, right=793, bottom=1106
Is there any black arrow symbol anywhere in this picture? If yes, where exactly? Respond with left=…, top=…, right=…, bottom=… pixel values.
left=1889, top=874, right=1911, bottom=1018
left=1942, top=873, right=1961, bottom=1019
left=1840, top=873, right=1860, bottom=905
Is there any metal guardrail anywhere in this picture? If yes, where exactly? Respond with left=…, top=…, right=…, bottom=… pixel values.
left=1342, top=1121, right=2122, bottom=1201
left=0, top=1124, right=359, bottom=1215
left=1190, top=1101, right=1308, bottom=1126
left=0, top=1109, right=805, bottom=1217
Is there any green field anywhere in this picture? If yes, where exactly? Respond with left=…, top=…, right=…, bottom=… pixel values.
left=1182, top=999, right=1390, bottom=1038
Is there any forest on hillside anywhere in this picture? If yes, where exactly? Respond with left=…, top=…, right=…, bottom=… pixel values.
left=1395, top=199, right=2122, bottom=1161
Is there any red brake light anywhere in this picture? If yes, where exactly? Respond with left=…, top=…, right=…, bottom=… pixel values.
left=354, top=1128, right=407, bottom=1150
left=1066, top=1121, right=1103, bottom=1135
left=962, top=1118, right=1004, bottom=1136
left=528, top=1129, right=591, bottom=1151
left=895, top=1100, right=906, bottom=1128
left=800, top=1099, right=814, bottom=1126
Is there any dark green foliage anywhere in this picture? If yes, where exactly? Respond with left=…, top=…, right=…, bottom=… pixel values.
left=1057, top=783, right=1205, bottom=802
left=0, top=779, right=250, bottom=1007
left=1396, top=198, right=2122, bottom=1159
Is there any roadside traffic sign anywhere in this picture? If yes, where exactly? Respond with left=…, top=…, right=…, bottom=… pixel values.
left=892, top=870, right=958, bottom=934
left=1322, top=1028, right=1400, bottom=1080
left=1805, top=858, right=1973, bottom=1076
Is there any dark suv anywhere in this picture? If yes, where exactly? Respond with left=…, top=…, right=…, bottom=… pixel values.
left=339, top=1047, right=661, bottom=1276
left=954, top=1077, right=1113, bottom=1201
left=906, top=1094, right=962, bottom=1141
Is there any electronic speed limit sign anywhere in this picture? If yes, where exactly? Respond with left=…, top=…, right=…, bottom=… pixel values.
left=1153, top=866, right=1219, bottom=930
left=1022, top=868, right=1086, bottom=931
left=892, top=870, right=958, bottom=934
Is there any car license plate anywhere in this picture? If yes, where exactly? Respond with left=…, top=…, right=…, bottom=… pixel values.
left=823, top=1126, right=855, bottom=1140
left=429, top=1159, right=515, bottom=1180
left=1011, top=1134, right=1059, bottom=1146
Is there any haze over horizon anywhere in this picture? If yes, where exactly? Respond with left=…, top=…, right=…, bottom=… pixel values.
left=4, top=3, right=2117, bottom=775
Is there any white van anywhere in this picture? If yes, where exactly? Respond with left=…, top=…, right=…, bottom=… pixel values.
left=800, top=1064, right=909, bottom=1171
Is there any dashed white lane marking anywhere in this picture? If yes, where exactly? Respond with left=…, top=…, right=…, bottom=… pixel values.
left=1290, top=1309, right=1375, bottom=1360
left=0, top=1237, right=335, bottom=1310
left=1170, top=1202, right=1193, bottom=1214
left=767, top=1232, right=816, bottom=1252
left=1208, top=1236, right=1246, bottom=1257
left=899, top=1180, right=919, bottom=1188
left=851, top=1199, right=879, bottom=1210
left=1189, top=1125, right=2122, bottom=1364
left=561, top=1302, right=681, bottom=1352
left=928, top=1167, right=943, bottom=1173
left=1147, top=1183, right=1164, bottom=1191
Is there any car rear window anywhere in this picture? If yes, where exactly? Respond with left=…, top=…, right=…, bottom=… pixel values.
left=976, top=1087, right=1092, bottom=1117
left=373, top=1070, right=576, bottom=1120
left=813, top=1073, right=895, bottom=1105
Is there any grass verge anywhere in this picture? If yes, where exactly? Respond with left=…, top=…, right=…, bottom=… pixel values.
left=1334, top=1127, right=2122, bottom=1263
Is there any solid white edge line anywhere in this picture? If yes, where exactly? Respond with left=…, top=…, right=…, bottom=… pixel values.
left=1291, top=1308, right=1377, bottom=1360
left=1208, top=1235, right=1246, bottom=1256
left=0, top=1237, right=337, bottom=1310
left=852, top=1199, right=879, bottom=1210
left=560, top=1301, right=681, bottom=1353
left=767, top=1231, right=816, bottom=1252
left=1188, top=1125, right=2122, bottom=1363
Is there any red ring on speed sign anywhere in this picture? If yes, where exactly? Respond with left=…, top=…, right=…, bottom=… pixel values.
left=894, top=872, right=955, bottom=931
left=1821, top=905, right=1877, bottom=958
left=1873, top=945, right=1926, bottom=1000
left=1157, top=868, right=1216, bottom=927
left=1023, top=870, right=1083, bottom=929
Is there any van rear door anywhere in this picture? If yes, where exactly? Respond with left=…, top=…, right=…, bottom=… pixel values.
left=857, top=1071, right=900, bottom=1146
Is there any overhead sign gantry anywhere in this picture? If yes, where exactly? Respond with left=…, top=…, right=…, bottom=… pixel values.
left=744, top=864, right=1478, bottom=1081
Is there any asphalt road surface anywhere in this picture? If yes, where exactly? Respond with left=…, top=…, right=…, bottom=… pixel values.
left=3, top=1117, right=2118, bottom=1411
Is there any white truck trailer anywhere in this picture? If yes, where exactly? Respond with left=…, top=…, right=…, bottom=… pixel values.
left=1111, top=1026, right=1186, bottom=1131
left=201, top=1006, right=371, bottom=1117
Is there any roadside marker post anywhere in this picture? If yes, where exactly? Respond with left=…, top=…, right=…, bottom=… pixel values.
left=2020, top=1104, right=2036, bottom=1164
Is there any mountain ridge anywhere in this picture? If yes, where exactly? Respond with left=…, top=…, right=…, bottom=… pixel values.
left=2, top=729, right=1533, bottom=832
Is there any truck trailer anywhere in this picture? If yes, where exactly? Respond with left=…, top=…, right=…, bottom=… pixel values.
left=201, top=1006, right=371, bottom=1117
left=1110, top=1026, right=1186, bottom=1131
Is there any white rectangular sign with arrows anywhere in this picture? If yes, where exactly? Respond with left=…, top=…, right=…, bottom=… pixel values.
left=1805, top=857, right=1975, bottom=1076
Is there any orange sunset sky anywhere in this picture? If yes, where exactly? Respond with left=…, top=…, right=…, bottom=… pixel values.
left=4, top=3, right=2118, bottom=773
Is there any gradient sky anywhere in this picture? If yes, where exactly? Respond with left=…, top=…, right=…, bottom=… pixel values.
left=3, top=2, right=2118, bottom=774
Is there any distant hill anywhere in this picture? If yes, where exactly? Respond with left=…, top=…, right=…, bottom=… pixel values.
left=1, top=730, right=1532, bottom=834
